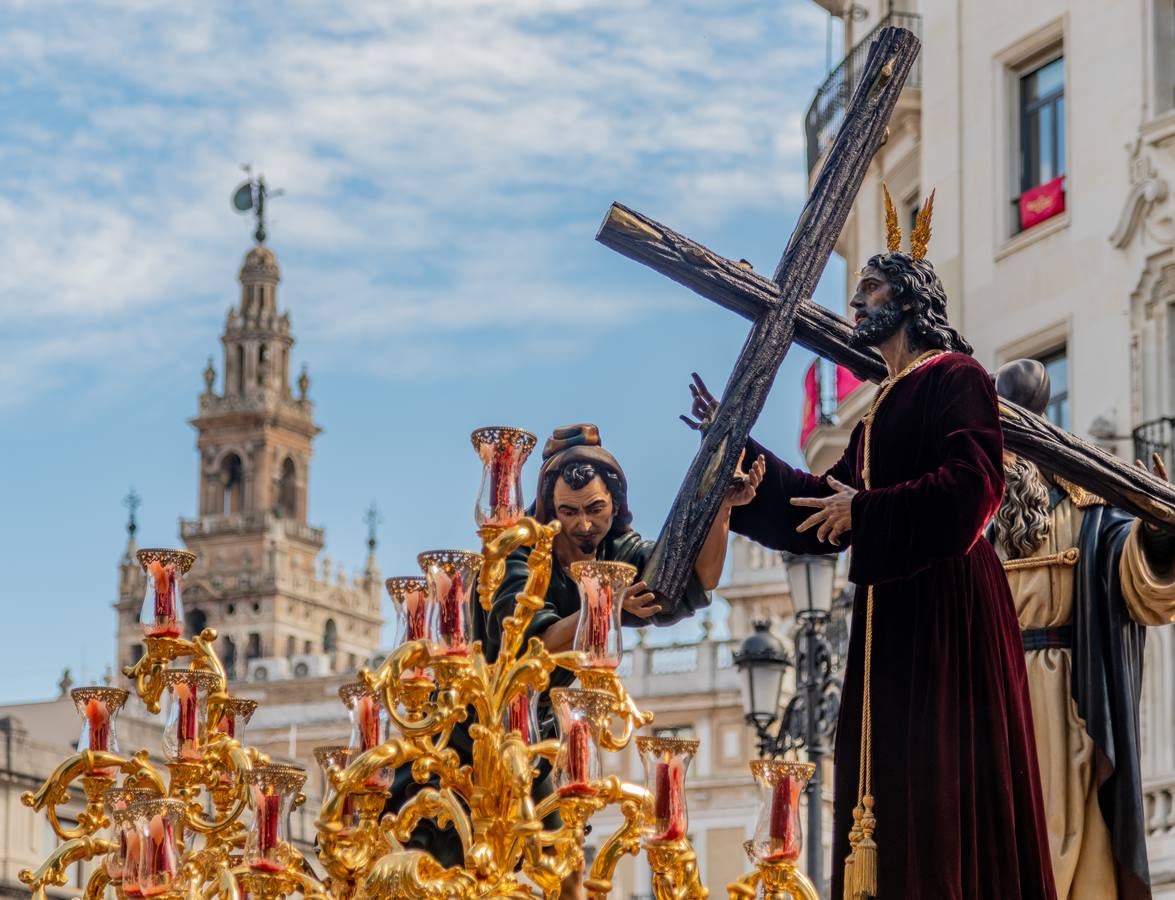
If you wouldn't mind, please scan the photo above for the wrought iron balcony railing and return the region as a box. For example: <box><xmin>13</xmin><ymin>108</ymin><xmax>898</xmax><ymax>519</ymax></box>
<box><xmin>804</xmin><ymin>11</ymin><xmax>923</xmax><ymax>174</ymax></box>
<box><xmin>1133</xmin><ymin>415</ymin><xmax>1174</xmax><ymax>475</ymax></box>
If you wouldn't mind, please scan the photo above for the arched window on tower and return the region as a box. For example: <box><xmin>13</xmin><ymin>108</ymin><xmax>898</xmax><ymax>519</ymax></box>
<box><xmin>221</xmin><ymin>454</ymin><xmax>243</xmax><ymax>514</ymax></box>
<box><xmin>323</xmin><ymin>619</ymin><xmax>338</xmax><ymax>654</ymax></box>
<box><xmin>276</xmin><ymin>457</ymin><xmax>297</xmax><ymax>518</ymax></box>
<box><xmin>235</xmin><ymin>345</ymin><xmax>245</xmax><ymax>395</ymax></box>
<box><xmin>257</xmin><ymin>344</ymin><xmax>268</xmax><ymax>386</ymax></box>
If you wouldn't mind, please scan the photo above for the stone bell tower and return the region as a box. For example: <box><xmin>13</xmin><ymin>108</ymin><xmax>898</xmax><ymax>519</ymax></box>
<box><xmin>115</xmin><ymin>235</ymin><xmax>383</xmax><ymax>683</ymax></box>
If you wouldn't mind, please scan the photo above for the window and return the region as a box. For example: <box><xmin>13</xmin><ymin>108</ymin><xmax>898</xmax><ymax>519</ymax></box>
<box><xmin>1014</xmin><ymin>55</ymin><xmax>1065</xmax><ymax>233</ymax></box>
<box><xmin>1154</xmin><ymin>0</ymin><xmax>1175</xmax><ymax>115</ymax></box>
<box><xmin>1036</xmin><ymin>348</ymin><xmax>1070</xmax><ymax>429</ymax></box>
<box><xmin>187</xmin><ymin>608</ymin><xmax>207</xmax><ymax>639</ymax></box>
<box><xmin>323</xmin><ymin>619</ymin><xmax>338</xmax><ymax>654</ymax></box>
<box><xmin>220</xmin><ymin>453</ymin><xmax>243</xmax><ymax>514</ymax></box>
<box><xmin>246</xmin><ymin>632</ymin><xmax>262</xmax><ymax>661</ymax></box>
<box><xmin>276</xmin><ymin>457</ymin><xmax>297</xmax><ymax>518</ymax></box>
<box><xmin>286</xmin><ymin>635</ymin><xmax>296</xmax><ymax>658</ymax></box>
<box><xmin>652</xmin><ymin>725</ymin><xmax>695</xmax><ymax>740</ymax></box>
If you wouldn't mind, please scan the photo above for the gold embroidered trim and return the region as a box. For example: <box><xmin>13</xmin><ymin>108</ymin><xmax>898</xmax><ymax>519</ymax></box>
<box><xmin>1054</xmin><ymin>475</ymin><xmax>1105</xmax><ymax>509</ymax></box>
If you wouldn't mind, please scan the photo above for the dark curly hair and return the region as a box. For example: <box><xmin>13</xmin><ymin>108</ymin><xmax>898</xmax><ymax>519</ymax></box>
<box><xmin>864</xmin><ymin>252</ymin><xmax>973</xmax><ymax>355</ymax></box>
<box><xmin>539</xmin><ymin>461</ymin><xmax>632</xmax><ymax>538</ymax></box>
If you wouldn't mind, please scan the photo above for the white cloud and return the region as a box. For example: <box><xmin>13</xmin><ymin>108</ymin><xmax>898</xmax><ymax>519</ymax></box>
<box><xmin>0</xmin><ymin>0</ymin><xmax>830</xmax><ymax>409</ymax></box>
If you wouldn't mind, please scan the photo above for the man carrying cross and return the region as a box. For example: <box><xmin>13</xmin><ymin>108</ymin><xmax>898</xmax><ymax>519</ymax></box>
<box><xmin>685</xmin><ymin>194</ymin><xmax>1056</xmax><ymax>899</ymax></box>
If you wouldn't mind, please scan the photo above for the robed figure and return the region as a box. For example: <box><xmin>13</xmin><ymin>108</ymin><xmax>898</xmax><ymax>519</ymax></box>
<box><xmin>992</xmin><ymin>359</ymin><xmax>1175</xmax><ymax>900</ymax></box>
<box><xmin>687</xmin><ymin>202</ymin><xmax>1056</xmax><ymax>899</ymax></box>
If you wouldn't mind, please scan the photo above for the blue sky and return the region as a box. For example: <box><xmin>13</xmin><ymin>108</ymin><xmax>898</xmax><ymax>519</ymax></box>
<box><xmin>0</xmin><ymin>0</ymin><xmax>846</xmax><ymax>701</ymax></box>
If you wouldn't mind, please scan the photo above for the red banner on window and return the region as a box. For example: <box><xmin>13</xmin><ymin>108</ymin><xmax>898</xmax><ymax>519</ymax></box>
<box><xmin>1019</xmin><ymin>175</ymin><xmax>1065</xmax><ymax>231</ymax></box>
<box><xmin>800</xmin><ymin>360</ymin><xmax>820</xmax><ymax>449</ymax></box>
<box><xmin>835</xmin><ymin>366</ymin><xmax>864</xmax><ymax>402</ymax></box>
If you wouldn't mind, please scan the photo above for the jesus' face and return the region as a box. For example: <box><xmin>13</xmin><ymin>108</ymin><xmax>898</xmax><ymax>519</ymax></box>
<box><xmin>849</xmin><ymin>265</ymin><xmax>907</xmax><ymax>348</ymax></box>
<box><xmin>552</xmin><ymin>476</ymin><xmax>615</xmax><ymax>558</ymax></box>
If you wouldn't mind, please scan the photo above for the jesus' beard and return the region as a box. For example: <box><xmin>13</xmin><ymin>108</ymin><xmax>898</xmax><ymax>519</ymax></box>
<box><xmin>848</xmin><ymin>297</ymin><xmax>907</xmax><ymax>348</ymax></box>
<box><xmin>993</xmin><ymin>456</ymin><xmax>1052</xmax><ymax>559</ymax></box>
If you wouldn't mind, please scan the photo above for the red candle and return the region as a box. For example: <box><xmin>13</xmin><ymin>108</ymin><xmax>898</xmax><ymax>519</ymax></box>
<box><xmin>85</xmin><ymin>698</ymin><xmax>110</xmax><ymax>751</ymax></box>
<box><xmin>439</xmin><ymin>570</ymin><xmax>466</xmax><ymax>652</ymax></box>
<box><xmin>490</xmin><ymin>441</ymin><xmax>517</xmax><ymax>521</ymax></box>
<box><xmin>559</xmin><ymin>720</ymin><xmax>595</xmax><ymax>797</ymax></box>
<box><xmin>123</xmin><ymin>829</ymin><xmax>142</xmax><ymax>896</ymax></box>
<box><xmin>174</xmin><ymin>683</ymin><xmax>200</xmax><ymax>759</ymax></box>
<box><xmin>251</xmin><ymin>790</ymin><xmax>283</xmax><ymax>872</ymax></box>
<box><xmin>507</xmin><ymin>693</ymin><xmax>530</xmax><ymax>743</ymax></box>
<box><xmin>217</xmin><ymin>711</ymin><xmax>236</xmax><ymax>739</ymax></box>
<box><xmin>653</xmin><ymin>758</ymin><xmax>686</xmax><ymax>841</ymax></box>
<box><xmin>146</xmin><ymin>562</ymin><xmax>180</xmax><ymax>638</ymax></box>
<box><xmin>404</xmin><ymin>590</ymin><xmax>427</xmax><ymax>642</ymax></box>
<box><xmin>357</xmin><ymin>695</ymin><xmax>381</xmax><ymax>751</ymax></box>
<box><xmin>766</xmin><ymin>776</ymin><xmax>800</xmax><ymax>861</ymax></box>
<box><xmin>144</xmin><ymin>813</ymin><xmax>178</xmax><ymax>893</ymax></box>
<box><xmin>586</xmin><ymin>580</ymin><xmax>613</xmax><ymax>663</ymax></box>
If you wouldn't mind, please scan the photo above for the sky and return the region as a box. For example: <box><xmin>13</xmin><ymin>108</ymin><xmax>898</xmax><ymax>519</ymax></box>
<box><xmin>0</xmin><ymin>0</ymin><xmax>847</xmax><ymax>702</ymax></box>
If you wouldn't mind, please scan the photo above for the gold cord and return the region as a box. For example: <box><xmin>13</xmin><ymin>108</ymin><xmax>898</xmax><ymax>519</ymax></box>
<box><xmin>845</xmin><ymin>349</ymin><xmax>944</xmax><ymax>899</ymax></box>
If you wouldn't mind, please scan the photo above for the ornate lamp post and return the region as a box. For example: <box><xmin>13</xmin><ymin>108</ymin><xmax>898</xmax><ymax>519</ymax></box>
<box><xmin>734</xmin><ymin>553</ymin><xmax>844</xmax><ymax>895</ymax></box>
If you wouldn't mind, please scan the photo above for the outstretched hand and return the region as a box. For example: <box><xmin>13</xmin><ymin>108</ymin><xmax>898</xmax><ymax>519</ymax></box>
<box><xmin>680</xmin><ymin>372</ymin><xmax>718</xmax><ymax>433</ymax></box>
<box><xmin>791</xmin><ymin>475</ymin><xmax>856</xmax><ymax>547</ymax></box>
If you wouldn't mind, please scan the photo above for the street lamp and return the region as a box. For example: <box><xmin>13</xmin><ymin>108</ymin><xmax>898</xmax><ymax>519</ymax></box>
<box><xmin>734</xmin><ymin>552</ymin><xmax>844</xmax><ymax>896</ymax></box>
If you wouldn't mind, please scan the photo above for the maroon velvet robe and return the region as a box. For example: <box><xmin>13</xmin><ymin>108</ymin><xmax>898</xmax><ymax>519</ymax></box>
<box><xmin>732</xmin><ymin>352</ymin><xmax>1056</xmax><ymax>900</ymax></box>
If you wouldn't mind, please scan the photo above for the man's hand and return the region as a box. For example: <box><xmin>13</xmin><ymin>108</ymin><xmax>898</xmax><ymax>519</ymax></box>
<box><xmin>791</xmin><ymin>475</ymin><xmax>856</xmax><ymax>546</ymax></box>
<box><xmin>1137</xmin><ymin>451</ymin><xmax>1171</xmax><ymax>534</ymax></box>
<box><xmin>726</xmin><ymin>452</ymin><xmax>766</xmax><ymax>507</ymax></box>
<box><xmin>680</xmin><ymin>372</ymin><xmax>718</xmax><ymax>433</ymax></box>
<box><xmin>621</xmin><ymin>580</ymin><xmax>662</xmax><ymax>619</ymax></box>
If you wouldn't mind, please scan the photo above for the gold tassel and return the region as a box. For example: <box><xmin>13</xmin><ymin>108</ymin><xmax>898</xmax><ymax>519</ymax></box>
<box><xmin>850</xmin><ymin>795</ymin><xmax>878</xmax><ymax>899</ymax></box>
<box><xmin>842</xmin><ymin>803</ymin><xmax>863</xmax><ymax>899</ymax></box>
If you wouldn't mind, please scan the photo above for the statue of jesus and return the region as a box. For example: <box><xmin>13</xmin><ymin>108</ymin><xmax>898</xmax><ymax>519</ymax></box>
<box><xmin>684</xmin><ymin>194</ymin><xmax>1057</xmax><ymax>899</ymax></box>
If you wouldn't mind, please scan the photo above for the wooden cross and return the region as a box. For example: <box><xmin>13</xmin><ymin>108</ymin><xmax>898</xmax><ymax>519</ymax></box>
<box><xmin>596</xmin><ymin>26</ymin><xmax>1175</xmax><ymax>605</ymax></box>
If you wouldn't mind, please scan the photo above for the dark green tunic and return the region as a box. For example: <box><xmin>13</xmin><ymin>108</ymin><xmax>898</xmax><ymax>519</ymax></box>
<box><xmin>475</xmin><ymin>529</ymin><xmax>711</xmax><ymax>689</ymax></box>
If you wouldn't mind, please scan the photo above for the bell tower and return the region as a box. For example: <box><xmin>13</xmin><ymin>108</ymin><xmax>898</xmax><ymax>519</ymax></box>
<box><xmin>115</xmin><ymin>223</ymin><xmax>383</xmax><ymax>684</ymax></box>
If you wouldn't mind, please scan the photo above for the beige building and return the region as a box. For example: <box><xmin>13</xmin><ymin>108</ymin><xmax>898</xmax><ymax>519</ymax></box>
<box><xmin>803</xmin><ymin>0</ymin><xmax>1175</xmax><ymax>894</ymax></box>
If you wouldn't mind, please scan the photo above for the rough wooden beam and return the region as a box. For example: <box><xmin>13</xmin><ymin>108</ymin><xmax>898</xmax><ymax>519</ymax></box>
<box><xmin>597</xmin><ymin>204</ymin><xmax>1175</xmax><ymax>529</ymax></box>
<box><xmin>617</xmin><ymin>26</ymin><xmax>922</xmax><ymax>609</ymax></box>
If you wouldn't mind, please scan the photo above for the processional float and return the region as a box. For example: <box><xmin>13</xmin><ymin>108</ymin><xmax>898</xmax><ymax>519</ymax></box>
<box><xmin>18</xmin><ymin>426</ymin><xmax>819</xmax><ymax>900</ymax></box>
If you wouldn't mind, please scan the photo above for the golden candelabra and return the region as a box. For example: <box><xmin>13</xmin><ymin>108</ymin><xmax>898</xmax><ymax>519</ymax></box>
<box><xmin>19</xmin><ymin>426</ymin><xmax>820</xmax><ymax>900</ymax></box>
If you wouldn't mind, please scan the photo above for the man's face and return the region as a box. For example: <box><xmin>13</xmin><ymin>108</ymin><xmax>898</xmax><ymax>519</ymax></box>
<box><xmin>848</xmin><ymin>265</ymin><xmax>906</xmax><ymax>347</ymax></box>
<box><xmin>552</xmin><ymin>476</ymin><xmax>615</xmax><ymax>555</ymax></box>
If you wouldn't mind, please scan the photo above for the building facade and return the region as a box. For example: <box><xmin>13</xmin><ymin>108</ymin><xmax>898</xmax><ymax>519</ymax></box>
<box><xmin>803</xmin><ymin>0</ymin><xmax>1175</xmax><ymax>893</ymax></box>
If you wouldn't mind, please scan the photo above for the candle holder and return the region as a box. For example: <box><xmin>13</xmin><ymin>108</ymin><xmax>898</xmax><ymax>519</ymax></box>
<box><xmin>385</xmin><ymin>576</ymin><xmax>433</xmax><ymax>685</ymax></box>
<box><xmin>472</xmin><ymin>426</ymin><xmax>537</xmax><ymax>527</ymax></box>
<box><xmin>749</xmin><ymin>760</ymin><xmax>815</xmax><ymax>865</ymax></box>
<box><xmin>313</xmin><ymin>745</ymin><xmax>358</xmax><ymax>835</ymax></box>
<box><xmin>339</xmin><ymin>682</ymin><xmax>390</xmax><ymax>790</ymax></box>
<box><xmin>244</xmin><ymin>764</ymin><xmax>307</xmax><ymax>874</ymax></box>
<box><xmin>136</xmin><ymin>549</ymin><xmax>195</xmax><ymax>639</ymax></box>
<box><xmin>163</xmin><ymin>670</ymin><xmax>220</xmax><ymax>762</ymax></box>
<box><xmin>636</xmin><ymin>736</ymin><xmax>698</xmax><ymax>845</ymax></box>
<box><xmin>418</xmin><ymin>550</ymin><xmax>483</xmax><ymax>657</ymax></box>
<box><xmin>550</xmin><ymin>688</ymin><xmax>611</xmax><ymax>798</ymax></box>
<box><xmin>132</xmin><ymin>797</ymin><xmax>185</xmax><ymax>897</ymax></box>
<box><xmin>210</xmin><ymin>695</ymin><xmax>258</xmax><ymax>742</ymax></box>
<box><xmin>71</xmin><ymin>686</ymin><xmax>129</xmax><ymax>776</ymax></box>
<box><xmin>570</xmin><ymin>561</ymin><xmax>636</xmax><ymax>670</ymax></box>
<box><xmin>103</xmin><ymin>787</ymin><xmax>159</xmax><ymax>885</ymax></box>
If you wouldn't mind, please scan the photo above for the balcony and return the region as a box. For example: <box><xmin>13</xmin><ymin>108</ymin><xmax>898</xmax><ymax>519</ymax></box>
<box><xmin>804</xmin><ymin>11</ymin><xmax>922</xmax><ymax>174</ymax></box>
<box><xmin>1133</xmin><ymin>416</ymin><xmax>1174</xmax><ymax>474</ymax></box>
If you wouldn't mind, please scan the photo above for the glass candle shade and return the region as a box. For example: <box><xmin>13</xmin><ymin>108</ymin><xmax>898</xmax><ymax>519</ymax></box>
<box><xmin>210</xmin><ymin>696</ymin><xmax>258</xmax><ymax>786</ymax></box>
<box><xmin>418</xmin><ymin>550</ymin><xmax>483</xmax><ymax>656</ymax></box>
<box><xmin>244</xmin><ymin>764</ymin><xmax>307</xmax><ymax>873</ymax></box>
<box><xmin>504</xmin><ymin>688</ymin><xmax>539</xmax><ymax>745</ymax></box>
<box><xmin>133</xmin><ymin>798</ymin><xmax>185</xmax><ymax>897</ymax></box>
<box><xmin>339</xmin><ymin>682</ymin><xmax>389</xmax><ymax>789</ymax></box>
<box><xmin>313</xmin><ymin>745</ymin><xmax>358</xmax><ymax>834</ymax></box>
<box><xmin>71</xmin><ymin>686</ymin><xmax>128</xmax><ymax>775</ymax></box>
<box><xmin>570</xmin><ymin>560</ymin><xmax>636</xmax><ymax>670</ymax></box>
<box><xmin>103</xmin><ymin>788</ymin><xmax>159</xmax><ymax>884</ymax></box>
<box><xmin>749</xmin><ymin>760</ymin><xmax>815</xmax><ymax>865</ymax></box>
<box><xmin>136</xmin><ymin>549</ymin><xmax>195</xmax><ymax>639</ymax></box>
<box><xmin>385</xmin><ymin>576</ymin><xmax>432</xmax><ymax>683</ymax></box>
<box><xmin>636</xmin><ymin>736</ymin><xmax>699</xmax><ymax>844</ymax></box>
<box><xmin>162</xmin><ymin>670</ymin><xmax>220</xmax><ymax>762</ymax></box>
<box><xmin>471</xmin><ymin>426</ymin><xmax>537</xmax><ymax>527</ymax></box>
<box><xmin>550</xmin><ymin>688</ymin><xmax>611</xmax><ymax>798</ymax></box>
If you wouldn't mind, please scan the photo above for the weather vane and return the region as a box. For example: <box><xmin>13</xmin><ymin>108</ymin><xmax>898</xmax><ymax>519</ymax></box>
<box><xmin>363</xmin><ymin>502</ymin><xmax>381</xmax><ymax>553</ymax></box>
<box><xmin>231</xmin><ymin>164</ymin><xmax>284</xmax><ymax>244</ymax></box>
<box><xmin>123</xmin><ymin>487</ymin><xmax>141</xmax><ymax>539</ymax></box>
